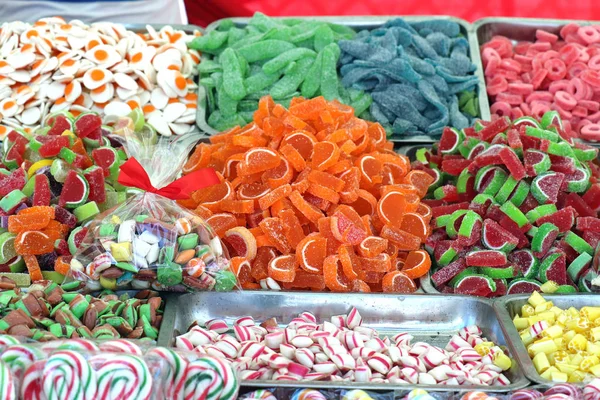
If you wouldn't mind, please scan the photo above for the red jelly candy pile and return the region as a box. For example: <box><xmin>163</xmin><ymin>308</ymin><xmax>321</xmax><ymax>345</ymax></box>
<box><xmin>415</xmin><ymin>111</ymin><xmax>600</xmax><ymax>297</ymax></box>
<box><xmin>482</xmin><ymin>24</ymin><xmax>600</xmax><ymax>141</ymax></box>
<box><xmin>182</xmin><ymin>96</ymin><xmax>435</xmax><ymax>293</ymax></box>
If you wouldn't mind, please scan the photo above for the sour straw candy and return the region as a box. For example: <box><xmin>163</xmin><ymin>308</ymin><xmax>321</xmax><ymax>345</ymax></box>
<box><xmin>482</xmin><ymin>24</ymin><xmax>600</xmax><ymax>141</ymax></box>
<box><xmin>338</xmin><ymin>18</ymin><xmax>479</xmax><ymax>137</ymax></box>
<box><xmin>0</xmin><ymin>17</ymin><xmax>201</xmax><ymax>137</ymax></box>
<box><xmin>416</xmin><ymin>111</ymin><xmax>600</xmax><ymax>296</ymax></box>
<box><xmin>0</xmin><ymin>283</ymin><xmax>164</xmax><ymax>340</ymax></box>
<box><xmin>183</xmin><ymin>95</ymin><xmax>434</xmax><ymax>293</ymax></box>
<box><xmin>189</xmin><ymin>12</ymin><xmax>368</xmax><ymax>132</ymax></box>
<box><xmin>174</xmin><ymin>306</ymin><xmax>512</xmax><ymax>386</ymax></box>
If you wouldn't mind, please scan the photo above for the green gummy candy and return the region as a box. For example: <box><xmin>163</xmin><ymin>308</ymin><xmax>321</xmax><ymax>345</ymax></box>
<box><xmin>500</xmin><ymin>202</ymin><xmax>528</xmax><ymax>228</ymax></box>
<box><xmin>99</xmin><ymin>223</ymin><xmax>116</xmax><ymax>237</ymax></box>
<box><xmin>300</xmin><ymin>51</ymin><xmax>323</xmax><ymax>98</ymax></box>
<box><xmin>494</xmin><ymin>176</ymin><xmax>518</xmax><ymax>204</ymax></box>
<box><xmin>564</xmin><ymin>231</ymin><xmax>594</xmax><ymax>255</ymax></box>
<box><xmin>159</xmin><ymin>247</ymin><xmax>175</xmax><ymax>264</ymax></box>
<box><xmin>0</xmin><ymin>190</ymin><xmax>26</xmax><ymax>212</ymax></box>
<box><xmin>540</xmin><ymin>110</ymin><xmax>563</xmax><ymax>129</ymax></box>
<box><xmin>178</xmin><ymin>233</ymin><xmax>199</xmax><ymax>250</ymax></box>
<box><xmin>525</xmin><ymin>204</ymin><xmax>557</xmax><ymax>224</ymax></box>
<box><xmin>73</xmin><ymin>201</ymin><xmax>99</xmax><ymax>222</ymax></box>
<box><xmin>271</xmin><ymin>57</ymin><xmax>313</xmax><ymax>99</ymax></box>
<box><xmin>188</xmin><ymin>30</ymin><xmax>229</xmax><ymax>53</ymax></box>
<box><xmin>220</xmin><ymin>48</ymin><xmax>246</xmax><ymax>101</ymax></box>
<box><xmin>320</xmin><ymin>43</ymin><xmax>340</xmax><ymax>101</ymax></box>
<box><xmin>525</xmin><ymin>126</ymin><xmax>559</xmax><ymax>142</ymax></box>
<box><xmin>262</xmin><ymin>48</ymin><xmax>317</xmax><ymax>75</ymax></box>
<box><xmin>314</xmin><ymin>25</ymin><xmax>334</xmax><ymax>51</ymax></box>
<box><xmin>245</xmin><ymin>71</ymin><xmax>280</xmax><ymax>94</ymax></box>
<box><xmin>50</xmin><ymin>159</ymin><xmax>70</xmax><ymax>183</ymax></box>
<box><xmin>237</xmin><ymin>40</ymin><xmax>296</xmax><ymax>63</ymax></box>
<box><xmin>59</xmin><ymin>147</ymin><xmax>77</xmax><ymax>164</ymax></box>
<box><xmin>508</xmin><ymin>181</ymin><xmax>530</xmax><ymax>207</ymax></box>
<box><xmin>22</xmin><ymin>177</ymin><xmax>36</xmax><ymax>197</ymax></box>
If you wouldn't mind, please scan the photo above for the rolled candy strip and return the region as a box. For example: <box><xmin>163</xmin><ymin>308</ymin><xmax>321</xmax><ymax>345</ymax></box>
<box><xmin>509</xmin><ymin>389</ymin><xmax>544</xmax><ymax>400</ymax></box>
<box><xmin>584</xmin><ymin>378</ymin><xmax>600</xmax><ymax>400</ymax></box>
<box><xmin>206</xmin><ymin>319</ymin><xmax>229</xmax><ymax>334</ymax></box>
<box><xmin>544</xmin><ymin>383</ymin><xmax>582</xmax><ymax>397</ymax></box>
<box><xmin>184</xmin><ymin>357</ymin><xmax>239</xmax><ymax>400</ymax></box>
<box><xmin>146</xmin><ymin>347</ymin><xmax>188</xmax><ymax>400</ymax></box>
<box><xmin>94</xmin><ymin>354</ymin><xmax>152</xmax><ymax>400</ymax></box>
<box><xmin>43</xmin><ymin>350</ymin><xmax>97</xmax><ymax>400</ymax></box>
<box><xmin>0</xmin><ymin>360</ymin><xmax>16</xmax><ymax>400</ymax></box>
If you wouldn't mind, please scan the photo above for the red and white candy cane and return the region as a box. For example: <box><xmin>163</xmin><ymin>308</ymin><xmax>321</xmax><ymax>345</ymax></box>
<box><xmin>0</xmin><ymin>360</ymin><xmax>16</xmax><ymax>400</ymax></box>
<box><xmin>184</xmin><ymin>357</ymin><xmax>239</xmax><ymax>400</ymax></box>
<box><xmin>95</xmin><ymin>354</ymin><xmax>152</xmax><ymax>400</ymax></box>
<box><xmin>147</xmin><ymin>347</ymin><xmax>188</xmax><ymax>400</ymax></box>
<box><xmin>98</xmin><ymin>339</ymin><xmax>143</xmax><ymax>356</ymax></box>
<box><xmin>43</xmin><ymin>350</ymin><xmax>97</xmax><ymax>400</ymax></box>
<box><xmin>20</xmin><ymin>360</ymin><xmax>45</xmax><ymax>400</ymax></box>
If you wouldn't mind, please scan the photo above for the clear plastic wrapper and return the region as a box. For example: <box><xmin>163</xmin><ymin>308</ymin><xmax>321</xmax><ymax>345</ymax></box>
<box><xmin>66</xmin><ymin>129</ymin><xmax>235</xmax><ymax>292</ymax></box>
<box><xmin>0</xmin><ymin>335</ymin><xmax>240</xmax><ymax>400</ymax></box>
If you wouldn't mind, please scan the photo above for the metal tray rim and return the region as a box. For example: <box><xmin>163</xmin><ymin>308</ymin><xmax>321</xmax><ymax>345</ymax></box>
<box><xmin>197</xmin><ymin>15</ymin><xmax>486</xmax><ymax>142</ymax></box>
<box><xmin>160</xmin><ymin>291</ymin><xmax>530</xmax><ymax>392</ymax></box>
<box><xmin>493</xmin><ymin>293</ymin><xmax>600</xmax><ymax>387</ymax></box>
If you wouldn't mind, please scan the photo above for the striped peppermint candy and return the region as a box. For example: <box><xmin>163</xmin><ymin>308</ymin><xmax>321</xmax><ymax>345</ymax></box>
<box><xmin>94</xmin><ymin>354</ymin><xmax>152</xmax><ymax>400</ymax></box>
<box><xmin>98</xmin><ymin>339</ymin><xmax>143</xmax><ymax>356</ymax></box>
<box><xmin>20</xmin><ymin>360</ymin><xmax>45</xmax><ymax>400</ymax></box>
<box><xmin>146</xmin><ymin>347</ymin><xmax>188</xmax><ymax>400</ymax></box>
<box><xmin>184</xmin><ymin>357</ymin><xmax>239</xmax><ymax>400</ymax></box>
<box><xmin>43</xmin><ymin>351</ymin><xmax>97</xmax><ymax>400</ymax></box>
<box><xmin>0</xmin><ymin>360</ymin><xmax>16</xmax><ymax>400</ymax></box>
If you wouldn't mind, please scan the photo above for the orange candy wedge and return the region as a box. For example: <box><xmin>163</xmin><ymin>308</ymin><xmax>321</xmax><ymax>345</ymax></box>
<box><xmin>183</xmin><ymin>96</ymin><xmax>434</xmax><ymax>292</ymax></box>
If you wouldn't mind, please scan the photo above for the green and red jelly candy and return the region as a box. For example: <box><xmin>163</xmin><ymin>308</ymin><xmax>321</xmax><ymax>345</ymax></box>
<box><xmin>46</xmin><ymin>114</ymin><xmax>73</xmax><ymax>136</ymax></box>
<box><xmin>58</xmin><ymin>171</ymin><xmax>89</xmax><ymax>208</ymax></box>
<box><xmin>416</xmin><ymin>111</ymin><xmax>600</xmax><ymax>296</ymax></box>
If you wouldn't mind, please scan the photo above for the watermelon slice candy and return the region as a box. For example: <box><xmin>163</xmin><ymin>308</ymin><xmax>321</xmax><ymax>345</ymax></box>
<box><xmin>531</xmin><ymin>171</ymin><xmax>565</xmax><ymax>204</ymax></box>
<box><xmin>0</xmin><ymin>169</ymin><xmax>26</xmax><ymax>197</ymax></box>
<box><xmin>58</xmin><ymin>170</ymin><xmax>89</xmax><ymax>208</ymax></box>
<box><xmin>549</xmin><ymin>154</ymin><xmax>577</xmax><ymax>174</ymax></box>
<box><xmin>507</xmin><ymin>278</ymin><xmax>543</xmax><ymax>294</ymax></box>
<box><xmin>38</xmin><ymin>135</ymin><xmax>71</xmax><ymax>158</ymax></box>
<box><xmin>46</xmin><ymin>114</ymin><xmax>73</xmax><ymax>136</ymax></box>
<box><xmin>478</xmin><ymin>116</ymin><xmax>511</xmax><ymax>142</ymax></box>
<box><xmin>482</xmin><ymin>219</ymin><xmax>519</xmax><ymax>252</ymax></box>
<box><xmin>466</xmin><ymin>249</ymin><xmax>507</xmax><ymax>267</ymax></box>
<box><xmin>74</xmin><ymin>113</ymin><xmax>102</xmax><ymax>138</ymax></box>
<box><xmin>83</xmin><ymin>166</ymin><xmax>106</xmax><ymax>203</ymax></box>
<box><xmin>32</xmin><ymin>174</ymin><xmax>51</xmax><ymax>207</ymax></box>
<box><xmin>489</xmin><ymin>278</ymin><xmax>508</xmax><ymax>297</ymax></box>
<box><xmin>582</xmin><ymin>184</ymin><xmax>600</xmax><ymax>211</ymax></box>
<box><xmin>431</xmin><ymin>257</ymin><xmax>468</xmax><ymax>287</ymax></box>
<box><xmin>539</xmin><ymin>248</ymin><xmax>568</xmax><ymax>285</ymax></box>
<box><xmin>535</xmin><ymin>207</ymin><xmax>575</xmax><ymax>233</ymax></box>
<box><xmin>454</xmin><ymin>274</ymin><xmax>497</xmax><ymax>297</ymax></box>
<box><xmin>509</xmin><ymin>249</ymin><xmax>539</xmax><ymax>279</ymax></box>
<box><xmin>439</xmin><ymin>127</ymin><xmax>465</xmax><ymax>155</ymax></box>
<box><xmin>472</xmin><ymin>144</ymin><xmax>505</xmax><ymax>168</ymax></box>
<box><xmin>92</xmin><ymin>147</ymin><xmax>119</xmax><ymax>177</ymax></box>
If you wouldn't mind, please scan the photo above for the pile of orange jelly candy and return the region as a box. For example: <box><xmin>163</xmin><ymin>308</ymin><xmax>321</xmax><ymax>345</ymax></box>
<box><xmin>180</xmin><ymin>96</ymin><xmax>435</xmax><ymax>293</ymax></box>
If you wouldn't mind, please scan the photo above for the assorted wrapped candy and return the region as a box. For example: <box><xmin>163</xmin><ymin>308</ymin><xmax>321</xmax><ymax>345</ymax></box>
<box><xmin>0</xmin><ymin>280</ymin><xmax>164</xmax><ymax>340</ymax></box>
<box><xmin>66</xmin><ymin>129</ymin><xmax>235</xmax><ymax>292</ymax></box>
<box><xmin>0</xmin><ymin>112</ymin><xmax>129</xmax><ymax>284</ymax></box>
<box><xmin>0</xmin><ymin>17</ymin><xmax>201</xmax><ymax>138</ymax></box>
<box><xmin>338</xmin><ymin>18</ymin><xmax>479</xmax><ymax>137</ymax></box>
<box><xmin>174</xmin><ymin>306</ymin><xmax>512</xmax><ymax>386</ymax></box>
<box><xmin>0</xmin><ymin>336</ymin><xmax>239</xmax><ymax>400</ymax></box>
<box><xmin>483</xmin><ymin>23</ymin><xmax>600</xmax><ymax>141</ymax></box>
<box><xmin>182</xmin><ymin>96</ymin><xmax>434</xmax><ymax>293</ymax></box>
<box><xmin>416</xmin><ymin>111</ymin><xmax>600</xmax><ymax>296</ymax></box>
<box><xmin>190</xmin><ymin>12</ymin><xmax>370</xmax><ymax>132</ymax></box>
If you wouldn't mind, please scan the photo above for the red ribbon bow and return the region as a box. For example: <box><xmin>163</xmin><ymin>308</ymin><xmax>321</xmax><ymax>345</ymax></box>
<box><xmin>118</xmin><ymin>157</ymin><xmax>220</xmax><ymax>200</ymax></box>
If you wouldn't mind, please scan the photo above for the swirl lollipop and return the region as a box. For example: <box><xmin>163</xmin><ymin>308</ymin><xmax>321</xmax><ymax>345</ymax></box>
<box><xmin>184</xmin><ymin>357</ymin><xmax>239</xmax><ymax>400</ymax></box>
<box><xmin>242</xmin><ymin>389</ymin><xmax>277</xmax><ymax>400</ymax></box>
<box><xmin>95</xmin><ymin>354</ymin><xmax>152</xmax><ymax>400</ymax></box>
<box><xmin>98</xmin><ymin>340</ymin><xmax>143</xmax><ymax>356</ymax></box>
<box><xmin>0</xmin><ymin>336</ymin><xmax>20</xmax><ymax>352</ymax></box>
<box><xmin>43</xmin><ymin>350</ymin><xmax>97</xmax><ymax>400</ymax></box>
<box><xmin>21</xmin><ymin>360</ymin><xmax>45</xmax><ymax>400</ymax></box>
<box><xmin>42</xmin><ymin>339</ymin><xmax>100</xmax><ymax>353</ymax></box>
<box><xmin>292</xmin><ymin>389</ymin><xmax>327</xmax><ymax>400</ymax></box>
<box><xmin>146</xmin><ymin>347</ymin><xmax>188</xmax><ymax>400</ymax></box>
<box><xmin>584</xmin><ymin>379</ymin><xmax>600</xmax><ymax>400</ymax></box>
<box><xmin>1</xmin><ymin>345</ymin><xmax>45</xmax><ymax>384</ymax></box>
<box><xmin>0</xmin><ymin>360</ymin><xmax>16</xmax><ymax>400</ymax></box>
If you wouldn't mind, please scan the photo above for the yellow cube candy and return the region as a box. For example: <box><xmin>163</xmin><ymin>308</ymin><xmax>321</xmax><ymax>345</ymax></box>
<box><xmin>568</xmin><ymin>334</ymin><xmax>588</xmax><ymax>352</ymax></box>
<box><xmin>590</xmin><ymin>364</ymin><xmax>600</xmax><ymax>377</ymax></box>
<box><xmin>553</xmin><ymin>337</ymin><xmax>564</xmax><ymax>350</ymax></box>
<box><xmin>538</xmin><ymin>311</ymin><xmax>556</xmax><ymax>324</ymax></box>
<box><xmin>581</xmin><ymin>307</ymin><xmax>600</xmax><ymax>321</ymax></box>
<box><xmin>544</xmin><ymin>325</ymin><xmax>563</xmax><ymax>339</ymax></box>
<box><xmin>521</xmin><ymin>331</ymin><xmax>534</xmax><ymax>346</ymax></box>
<box><xmin>535</xmin><ymin>302</ymin><xmax>551</xmax><ymax>313</ymax></box>
<box><xmin>110</xmin><ymin>242</ymin><xmax>133</xmax><ymax>262</ymax></box>
<box><xmin>568</xmin><ymin>307</ymin><xmax>580</xmax><ymax>317</ymax></box>
<box><xmin>528</xmin><ymin>291</ymin><xmax>546</xmax><ymax>307</ymax></box>
<box><xmin>522</xmin><ymin>304</ymin><xmax>535</xmax><ymax>317</ymax></box>
<box><xmin>580</xmin><ymin>355</ymin><xmax>599</xmax><ymax>372</ymax></box>
<box><xmin>540</xmin><ymin>366</ymin><xmax>559</xmax><ymax>380</ymax></box>
<box><xmin>570</xmin><ymin>353</ymin><xmax>584</xmax><ymax>366</ymax></box>
<box><xmin>587</xmin><ymin>342</ymin><xmax>600</xmax><ymax>356</ymax></box>
<box><xmin>556</xmin><ymin>362</ymin><xmax>578</xmax><ymax>375</ymax></box>
<box><xmin>528</xmin><ymin>339</ymin><xmax>558</xmax><ymax>356</ymax></box>
<box><xmin>563</xmin><ymin>330</ymin><xmax>577</xmax><ymax>344</ymax></box>
<box><xmin>513</xmin><ymin>316</ymin><xmax>529</xmax><ymax>331</ymax></box>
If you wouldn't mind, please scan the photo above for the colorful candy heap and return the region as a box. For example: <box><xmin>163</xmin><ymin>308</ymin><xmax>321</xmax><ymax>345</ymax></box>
<box><xmin>175</xmin><ymin>307</ymin><xmax>512</xmax><ymax>386</ymax></box>
<box><xmin>513</xmin><ymin>292</ymin><xmax>600</xmax><ymax>384</ymax></box>
<box><xmin>0</xmin><ymin>337</ymin><xmax>239</xmax><ymax>400</ymax></box>
<box><xmin>338</xmin><ymin>18</ymin><xmax>479</xmax><ymax>136</ymax></box>
<box><xmin>483</xmin><ymin>23</ymin><xmax>600</xmax><ymax>140</ymax></box>
<box><xmin>417</xmin><ymin>111</ymin><xmax>600</xmax><ymax>296</ymax></box>
<box><xmin>0</xmin><ymin>112</ymin><xmax>128</xmax><ymax>283</ymax></box>
<box><xmin>68</xmin><ymin>199</ymin><xmax>235</xmax><ymax>292</ymax></box>
<box><xmin>0</xmin><ymin>17</ymin><xmax>200</xmax><ymax>137</ymax></box>
<box><xmin>0</xmin><ymin>281</ymin><xmax>163</xmax><ymax>340</ymax></box>
<box><xmin>190</xmin><ymin>12</ymin><xmax>371</xmax><ymax>132</ymax></box>
<box><xmin>403</xmin><ymin>384</ymin><xmax>600</xmax><ymax>400</ymax></box>
<box><xmin>183</xmin><ymin>96</ymin><xmax>435</xmax><ymax>293</ymax></box>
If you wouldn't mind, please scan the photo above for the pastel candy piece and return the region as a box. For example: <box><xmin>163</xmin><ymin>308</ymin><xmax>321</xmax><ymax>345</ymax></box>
<box><xmin>175</xmin><ymin>218</ymin><xmax>192</xmax><ymax>235</ymax></box>
<box><xmin>210</xmin><ymin>236</ymin><xmax>223</xmax><ymax>256</ymax></box>
<box><xmin>132</xmin><ymin>254</ymin><xmax>149</xmax><ymax>269</ymax></box>
<box><xmin>159</xmin><ymin>246</ymin><xmax>175</xmax><ymax>263</ymax></box>
<box><xmin>117</xmin><ymin>219</ymin><xmax>136</xmax><ymax>243</ymax></box>
<box><xmin>139</xmin><ymin>230</ymin><xmax>160</xmax><ymax>244</ymax></box>
<box><xmin>88</xmin><ymin>253</ymin><xmax>112</xmax><ymax>278</ymax></box>
<box><xmin>185</xmin><ymin>258</ymin><xmax>205</xmax><ymax>278</ymax></box>
<box><xmin>98</xmin><ymin>223</ymin><xmax>117</xmax><ymax>237</ymax></box>
<box><xmin>110</xmin><ymin>242</ymin><xmax>133</xmax><ymax>262</ymax></box>
<box><xmin>100</xmin><ymin>275</ymin><xmax>117</xmax><ymax>290</ymax></box>
<box><xmin>157</xmin><ymin>262</ymin><xmax>183</xmax><ymax>286</ymax></box>
<box><xmin>133</xmin><ymin>238</ymin><xmax>151</xmax><ymax>257</ymax></box>
<box><xmin>174</xmin><ymin>249</ymin><xmax>195</xmax><ymax>265</ymax></box>
<box><xmin>146</xmin><ymin>243</ymin><xmax>159</xmax><ymax>264</ymax></box>
<box><xmin>116</xmin><ymin>262</ymin><xmax>139</xmax><ymax>273</ymax></box>
<box><xmin>178</xmin><ymin>233</ymin><xmax>198</xmax><ymax>250</ymax></box>
<box><xmin>132</xmin><ymin>279</ymin><xmax>150</xmax><ymax>290</ymax></box>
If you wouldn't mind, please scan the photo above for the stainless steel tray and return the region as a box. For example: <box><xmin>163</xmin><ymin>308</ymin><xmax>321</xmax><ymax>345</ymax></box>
<box><xmin>494</xmin><ymin>293</ymin><xmax>600</xmax><ymax>386</ymax></box>
<box><xmin>197</xmin><ymin>16</ymin><xmax>487</xmax><ymax>143</ymax></box>
<box><xmin>158</xmin><ymin>291</ymin><xmax>529</xmax><ymax>392</ymax></box>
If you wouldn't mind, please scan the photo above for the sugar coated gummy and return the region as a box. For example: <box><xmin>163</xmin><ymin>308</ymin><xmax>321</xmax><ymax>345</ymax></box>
<box><xmin>191</xmin><ymin>13</ymin><xmax>370</xmax><ymax>133</ymax></box>
<box><xmin>483</xmin><ymin>23</ymin><xmax>600</xmax><ymax>141</ymax></box>
<box><xmin>338</xmin><ymin>18</ymin><xmax>479</xmax><ymax>137</ymax></box>
<box><xmin>416</xmin><ymin>111</ymin><xmax>600</xmax><ymax>296</ymax></box>
<box><xmin>183</xmin><ymin>95</ymin><xmax>434</xmax><ymax>293</ymax></box>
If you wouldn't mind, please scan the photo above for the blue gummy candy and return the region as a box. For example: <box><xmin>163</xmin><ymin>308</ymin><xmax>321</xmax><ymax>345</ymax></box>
<box><xmin>410</xmin><ymin>20</ymin><xmax>461</xmax><ymax>37</ymax></box>
<box><xmin>426</xmin><ymin>32</ymin><xmax>451</xmax><ymax>57</ymax></box>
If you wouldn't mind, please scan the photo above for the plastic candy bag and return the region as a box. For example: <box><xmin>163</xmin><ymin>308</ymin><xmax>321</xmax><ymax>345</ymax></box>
<box><xmin>66</xmin><ymin>125</ymin><xmax>235</xmax><ymax>292</ymax></box>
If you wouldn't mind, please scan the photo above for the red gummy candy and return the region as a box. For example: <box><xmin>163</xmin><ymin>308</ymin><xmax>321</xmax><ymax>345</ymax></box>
<box><xmin>38</xmin><ymin>136</ymin><xmax>70</xmax><ymax>158</ymax></box>
<box><xmin>441</xmin><ymin>159</ymin><xmax>473</xmax><ymax>176</ymax></box>
<box><xmin>536</xmin><ymin>207</ymin><xmax>576</xmax><ymax>233</ymax></box>
<box><xmin>582</xmin><ymin>183</ymin><xmax>600</xmax><ymax>211</ymax></box>
<box><xmin>431</xmin><ymin>258</ymin><xmax>467</xmax><ymax>287</ymax></box>
<box><xmin>466</xmin><ymin>250</ymin><xmax>508</xmax><ymax>267</ymax></box>
<box><xmin>32</xmin><ymin>175</ymin><xmax>51</xmax><ymax>207</ymax></box>
<box><xmin>499</xmin><ymin>147</ymin><xmax>526</xmax><ymax>180</ymax></box>
<box><xmin>479</xmin><ymin>116</ymin><xmax>511</xmax><ymax>142</ymax></box>
<box><xmin>431</xmin><ymin>202</ymin><xmax>470</xmax><ymax>218</ymax></box>
<box><xmin>84</xmin><ymin>166</ymin><xmax>106</xmax><ymax>203</ymax></box>
<box><xmin>74</xmin><ymin>113</ymin><xmax>102</xmax><ymax>138</ymax></box>
<box><xmin>47</xmin><ymin>114</ymin><xmax>72</xmax><ymax>136</ymax></box>
<box><xmin>577</xmin><ymin>216</ymin><xmax>600</xmax><ymax>232</ymax></box>
<box><xmin>0</xmin><ymin>169</ymin><xmax>26</xmax><ymax>197</ymax></box>
<box><xmin>564</xmin><ymin>192</ymin><xmax>596</xmax><ymax>217</ymax></box>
